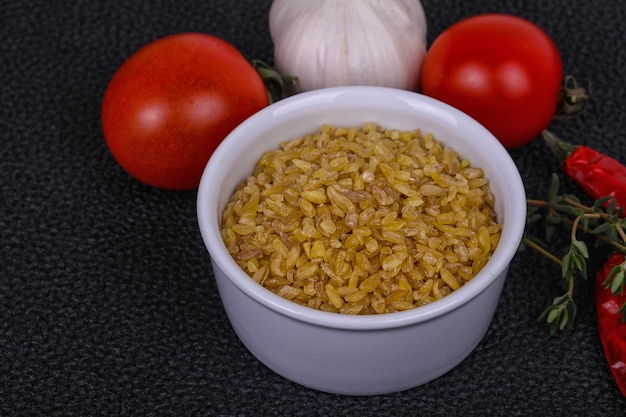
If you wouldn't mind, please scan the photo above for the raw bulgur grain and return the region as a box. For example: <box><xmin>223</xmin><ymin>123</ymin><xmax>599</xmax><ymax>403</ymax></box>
<box><xmin>220</xmin><ymin>123</ymin><xmax>502</xmax><ymax>314</ymax></box>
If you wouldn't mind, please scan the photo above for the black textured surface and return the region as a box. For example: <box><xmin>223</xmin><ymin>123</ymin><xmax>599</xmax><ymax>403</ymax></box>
<box><xmin>2</xmin><ymin>0</ymin><xmax>626</xmax><ymax>415</ymax></box>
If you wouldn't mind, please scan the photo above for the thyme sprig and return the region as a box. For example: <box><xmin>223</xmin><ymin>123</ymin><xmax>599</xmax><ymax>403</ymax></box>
<box><xmin>524</xmin><ymin>173</ymin><xmax>626</xmax><ymax>334</ymax></box>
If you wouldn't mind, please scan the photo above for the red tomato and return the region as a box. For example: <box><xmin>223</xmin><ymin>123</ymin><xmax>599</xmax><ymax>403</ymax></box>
<box><xmin>101</xmin><ymin>33</ymin><xmax>269</xmax><ymax>190</ymax></box>
<box><xmin>421</xmin><ymin>14</ymin><xmax>563</xmax><ymax>148</ymax></box>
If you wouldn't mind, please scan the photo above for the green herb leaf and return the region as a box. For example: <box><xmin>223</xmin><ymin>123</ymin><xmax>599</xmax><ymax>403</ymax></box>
<box><xmin>593</xmin><ymin>196</ymin><xmax>614</xmax><ymax>210</ymax></box>
<box><xmin>547</xmin><ymin>307</ymin><xmax>560</xmax><ymax>324</ymax></box>
<box><xmin>571</xmin><ymin>240</ymin><xmax>589</xmax><ymax>259</ymax></box>
<box><xmin>526</xmin><ymin>207</ymin><xmax>542</xmax><ymax>225</ymax></box>
<box><xmin>607</xmin><ymin>198</ymin><xmax>617</xmax><ymax>216</ymax></box>
<box><xmin>561</xmin><ymin>251</ymin><xmax>572</xmax><ymax>278</ymax></box>
<box><xmin>602</xmin><ymin>265</ymin><xmax>621</xmax><ymax>288</ymax></box>
<box><xmin>559</xmin><ymin>308</ymin><xmax>569</xmax><ymax>331</ymax></box>
<box><xmin>556</xmin><ymin>205</ymin><xmax>580</xmax><ymax>217</ymax></box>
<box><xmin>547</xmin><ymin>173</ymin><xmax>560</xmax><ymax>203</ymax></box>
<box><xmin>564</xmin><ymin>194</ymin><xmax>581</xmax><ymax>204</ymax></box>
<box><xmin>526</xmin><ymin>178</ymin><xmax>626</xmax><ymax>334</ymax></box>
<box><xmin>611</xmin><ymin>270</ymin><xmax>624</xmax><ymax>295</ymax></box>
<box><xmin>565</xmin><ymin>300</ymin><xmax>578</xmax><ymax>331</ymax></box>
<box><xmin>592</xmin><ymin>223</ymin><xmax>611</xmax><ymax>235</ymax></box>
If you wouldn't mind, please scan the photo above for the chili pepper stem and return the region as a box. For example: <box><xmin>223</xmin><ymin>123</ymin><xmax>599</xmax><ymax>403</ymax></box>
<box><xmin>542</xmin><ymin>130</ymin><xmax>578</xmax><ymax>165</ymax></box>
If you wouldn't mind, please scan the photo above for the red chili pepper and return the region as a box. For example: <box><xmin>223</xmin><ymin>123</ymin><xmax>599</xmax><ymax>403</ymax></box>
<box><xmin>595</xmin><ymin>253</ymin><xmax>626</xmax><ymax>397</ymax></box>
<box><xmin>543</xmin><ymin>130</ymin><xmax>626</xmax><ymax>215</ymax></box>
<box><xmin>544</xmin><ymin>130</ymin><xmax>626</xmax><ymax>396</ymax></box>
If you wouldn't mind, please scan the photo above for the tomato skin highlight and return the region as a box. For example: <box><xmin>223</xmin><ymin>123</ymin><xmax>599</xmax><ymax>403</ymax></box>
<box><xmin>101</xmin><ymin>33</ymin><xmax>269</xmax><ymax>190</ymax></box>
<box><xmin>421</xmin><ymin>14</ymin><xmax>563</xmax><ymax>149</ymax></box>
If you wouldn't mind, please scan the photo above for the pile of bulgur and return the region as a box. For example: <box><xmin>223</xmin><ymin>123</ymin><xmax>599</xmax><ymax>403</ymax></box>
<box><xmin>220</xmin><ymin>123</ymin><xmax>502</xmax><ymax>314</ymax></box>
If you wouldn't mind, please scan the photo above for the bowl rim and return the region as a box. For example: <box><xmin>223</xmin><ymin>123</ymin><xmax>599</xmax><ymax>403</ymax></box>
<box><xmin>197</xmin><ymin>86</ymin><xmax>526</xmax><ymax>331</ymax></box>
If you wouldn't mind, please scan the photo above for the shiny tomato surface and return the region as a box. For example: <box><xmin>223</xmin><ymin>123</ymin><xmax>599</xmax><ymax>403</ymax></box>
<box><xmin>101</xmin><ymin>33</ymin><xmax>269</xmax><ymax>190</ymax></box>
<box><xmin>421</xmin><ymin>14</ymin><xmax>563</xmax><ymax>148</ymax></box>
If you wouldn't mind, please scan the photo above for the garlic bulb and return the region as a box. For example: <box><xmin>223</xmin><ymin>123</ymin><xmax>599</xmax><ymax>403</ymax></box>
<box><xmin>269</xmin><ymin>0</ymin><xmax>428</xmax><ymax>93</ymax></box>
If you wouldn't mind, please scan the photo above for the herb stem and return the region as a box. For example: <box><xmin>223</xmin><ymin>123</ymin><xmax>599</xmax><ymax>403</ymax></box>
<box><xmin>562</xmin><ymin>196</ymin><xmax>593</xmax><ymax>212</ymax></box>
<box><xmin>567</xmin><ymin>275</ymin><xmax>575</xmax><ymax>297</ymax></box>
<box><xmin>571</xmin><ymin>216</ymin><xmax>582</xmax><ymax>242</ymax></box>
<box><xmin>522</xmin><ymin>237</ymin><xmax>563</xmax><ymax>265</ymax></box>
<box><xmin>617</xmin><ymin>223</ymin><xmax>626</xmax><ymax>243</ymax></box>
<box><xmin>526</xmin><ymin>175</ymin><xmax>626</xmax><ymax>334</ymax></box>
<box><xmin>527</xmin><ymin>198</ymin><xmax>626</xmax><ymax>252</ymax></box>
<box><xmin>559</xmin><ymin>215</ymin><xmax>626</xmax><ymax>252</ymax></box>
<box><xmin>526</xmin><ymin>198</ymin><xmax>551</xmax><ymax>208</ymax></box>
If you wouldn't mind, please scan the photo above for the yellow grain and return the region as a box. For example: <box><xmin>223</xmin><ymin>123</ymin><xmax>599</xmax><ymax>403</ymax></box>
<box><xmin>220</xmin><ymin>123</ymin><xmax>501</xmax><ymax>314</ymax></box>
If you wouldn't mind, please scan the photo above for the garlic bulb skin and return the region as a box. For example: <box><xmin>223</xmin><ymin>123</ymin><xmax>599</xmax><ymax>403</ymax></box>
<box><xmin>269</xmin><ymin>0</ymin><xmax>428</xmax><ymax>93</ymax></box>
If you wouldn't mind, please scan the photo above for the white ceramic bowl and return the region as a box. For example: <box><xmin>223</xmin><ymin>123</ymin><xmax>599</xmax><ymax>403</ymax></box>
<box><xmin>197</xmin><ymin>86</ymin><xmax>526</xmax><ymax>396</ymax></box>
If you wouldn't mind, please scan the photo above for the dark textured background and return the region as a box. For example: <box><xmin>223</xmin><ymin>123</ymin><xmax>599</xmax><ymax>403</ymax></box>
<box><xmin>2</xmin><ymin>0</ymin><xmax>626</xmax><ymax>415</ymax></box>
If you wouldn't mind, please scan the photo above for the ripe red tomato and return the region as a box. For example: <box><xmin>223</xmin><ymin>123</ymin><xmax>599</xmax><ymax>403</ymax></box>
<box><xmin>101</xmin><ymin>33</ymin><xmax>269</xmax><ymax>190</ymax></box>
<box><xmin>421</xmin><ymin>14</ymin><xmax>563</xmax><ymax>148</ymax></box>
